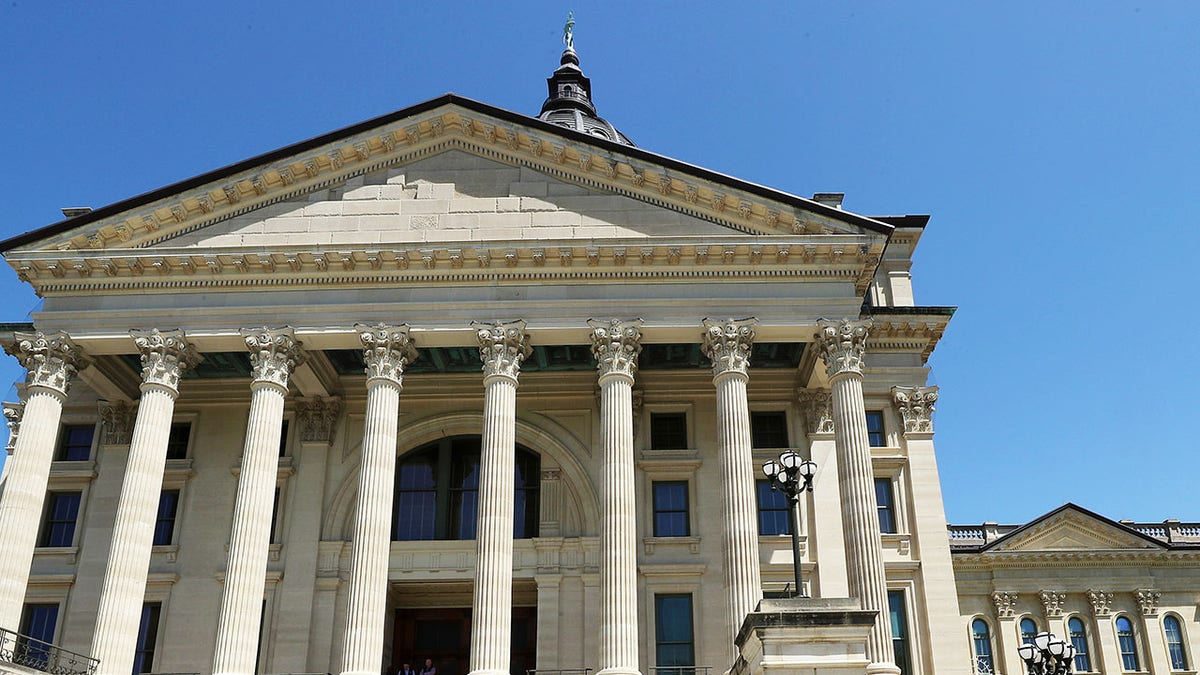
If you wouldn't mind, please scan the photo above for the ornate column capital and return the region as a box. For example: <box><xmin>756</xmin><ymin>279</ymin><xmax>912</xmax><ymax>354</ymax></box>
<box><xmin>295</xmin><ymin>396</ymin><xmax>341</xmax><ymax>444</ymax></box>
<box><xmin>992</xmin><ymin>591</ymin><xmax>1018</xmax><ymax>618</ymax></box>
<box><xmin>97</xmin><ymin>400</ymin><xmax>136</xmax><ymax>446</ymax></box>
<box><xmin>798</xmin><ymin>388</ymin><xmax>834</xmax><ymax>436</ymax></box>
<box><xmin>701</xmin><ymin>317</ymin><xmax>756</xmax><ymax>378</ymax></box>
<box><xmin>1088</xmin><ymin>590</ymin><xmax>1113</xmax><ymax>617</ymax></box>
<box><xmin>891</xmin><ymin>386</ymin><xmax>938</xmax><ymax>435</ymax></box>
<box><xmin>1136</xmin><ymin>589</ymin><xmax>1161</xmax><ymax>616</ymax></box>
<box><xmin>814</xmin><ymin>318</ymin><xmax>871</xmax><ymax>379</ymax></box>
<box><xmin>588</xmin><ymin>318</ymin><xmax>643</xmax><ymax>382</ymax></box>
<box><xmin>4</xmin><ymin>331</ymin><xmax>89</xmax><ymax>397</ymax></box>
<box><xmin>131</xmin><ymin>328</ymin><xmax>200</xmax><ymax>393</ymax></box>
<box><xmin>3</xmin><ymin>402</ymin><xmax>23</xmax><ymax>454</ymax></box>
<box><xmin>1039</xmin><ymin>590</ymin><xmax>1066</xmax><ymax>618</ymax></box>
<box><xmin>473</xmin><ymin>320</ymin><xmax>531</xmax><ymax>382</ymax></box>
<box><xmin>241</xmin><ymin>326</ymin><xmax>304</xmax><ymax>390</ymax></box>
<box><xmin>356</xmin><ymin>323</ymin><xmax>418</xmax><ymax>387</ymax></box>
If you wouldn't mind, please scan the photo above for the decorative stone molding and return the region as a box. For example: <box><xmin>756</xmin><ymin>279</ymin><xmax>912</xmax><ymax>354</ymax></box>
<box><xmin>631</xmin><ymin>388</ymin><xmax>644</xmax><ymax>440</ymax></box>
<box><xmin>700</xmin><ymin>317</ymin><xmax>756</xmax><ymax>377</ymax></box>
<box><xmin>798</xmin><ymin>389</ymin><xmax>834</xmax><ymax>435</ymax></box>
<box><xmin>241</xmin><ymin>326</ymin><xmax>304</xmax><ymax>389</ymax></box>
<box><xmin>1039</xmin><ymin>590</ymin><xmax>1066</xmax><ymax>618</ymax></box>
<box><xmin>355</xmin><ymin>323</ymin><xmax>418</xmax><ymax>387</ymax></box>
<box><xmin>588</xmin><ymin>318</ymin><xmax>643</xmax><ymax>381</ymax></box>
<box><xmin>1135</xmin><ymin>589</ymin><xmax>1161</xmax><ymax>616</ymax></box>
<box><xmin>891</xmin><ymin>386</ymin><xmax>938</xmax><ymax>434</ymax></box>
<box><xmin>130</xmin><ymin>328</ymin><xmax>200</xmax><ymax>393</ymax></box>
<box><xmin>1087</xmin><ymin>590</ymin><xmax>1113</xmax><ymax>617</ymax></box>
<box><xmin>992</xmin><ymin>592</ymin><xmax>1018</xmax><ymax>618</ymax></box>
<box><xmin>295</xmin><ymin>397</ymin><xmax>341</xmax><ymax>444</ymax></box>
<box><xmin>3</xmin><ymin>402</ymin><xmax>23</xmax><ymax>453</ymax></box>
<box><xmin>4</xmin><ymin>331</ymin><xmax>88</xmax><ymax>396</ymax></box>
<box><xmin>473</xmin><ymin>320</ymin><xmax>531</xmax><ymax>381</ymax></box>
<box><xmin>97</xmin><ymin>400</ymin><xmax>136</xmax><ymax>445</ymax></box>
<box><xmin>814</xmin><ymin>319</ymin><xmax>871</xmax><ymax>379</ymax></box>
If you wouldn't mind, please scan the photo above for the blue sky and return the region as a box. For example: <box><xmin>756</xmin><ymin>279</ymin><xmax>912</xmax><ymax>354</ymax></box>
<box><xmin>1</xmin><ymin>2</ymin><xmax>1196</xmax><ymax>524</ymax></box>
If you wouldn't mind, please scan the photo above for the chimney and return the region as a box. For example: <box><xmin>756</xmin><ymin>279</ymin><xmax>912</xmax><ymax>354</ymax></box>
<box><xmin>811</xmin><ymin>193</ymin><xmax>844</xmax><ymax>209</ymax></box>
<box><xmin>61</xmin><ymin>207</ymin><xmax>93</xmax><ymax>218</ymax></box>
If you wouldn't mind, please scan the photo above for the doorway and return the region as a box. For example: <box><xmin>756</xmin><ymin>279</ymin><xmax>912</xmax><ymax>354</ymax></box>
<box><xmin>392</xmin><ymin>607</ymin><xmax>536</xmax><ymax>675</ymax></box>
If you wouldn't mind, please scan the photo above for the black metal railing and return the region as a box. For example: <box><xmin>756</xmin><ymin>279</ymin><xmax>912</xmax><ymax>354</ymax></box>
<box><xmin>651</xmin><ymin>667</ymin><xmax>712</xmax><ymax>675</ymax></box>
<box><xmin>0</xmin><ymin>627</ymin><xmax>99</xmax><ymax>675</ymax></box>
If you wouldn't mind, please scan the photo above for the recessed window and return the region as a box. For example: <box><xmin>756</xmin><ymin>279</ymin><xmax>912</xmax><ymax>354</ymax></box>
<box><xmin>655</xmin><ymin>594</ymin><xmax>695</xmax><ymax>672</ymax></box>
<box><xmin>19</xmin><ymin>603</ymin><xmax>59</xmax><ymax>662</ymax></box>
<box><xmin>865</xmin><ymin>411</ymin><xmax>885</xmax><ymax>447</ymax></box>
<box><xmin>1116</xmin><ymin>615</ymin><xmax>1140</xmax><ymax>671</ymax></box>
<box><xmin>652</xmin><ymin>481</ymin><xmax>690</xmax><ymax>537</ymax></box>
<box><xmin>750</xmin><ymin>411</ymin><xmax>789</xmax><ymax>449</ymax></box>
<box><xmin>649</xmin><ymin>413</ymin><xmax>688</xmax><ymax>450</ymax></box>
<box><xmin>1068</xmin><ymin>616</ymin><xmax>1092</xmax><ymax>672</ymax></box>
<box><xmin>971</xmin><ymin>618</ymin><xmax>994</xmax><ymax>674</ymax></box>
<box><xmin>278</xmin><ymin>420</ymin><xmax>290</xmax><ymax>457</ymax></box>
<box><xmin>165</xmin><ymin>423</ymin><xmax>191</xmax><ymax>460</ymax></box>
<box><xmin>39</xmin><ymin>492</ymin><xmax>81</xmax><ymax>547</ymax></box>
<box><xmin>133</xmin><ymin>603</ymin><xmax>162</xmax><ymax>674</ymax></box>
<box><xmin>875</xmin><ymin>478</ymin><xmax>897</xmax><ymax>534</ymax></box>
<box><xmin>153</xmin><ymin>491</ymin><xmax>179</xmax><ymax>546</ymax></box>
<box><xmin>1165</xmin><ymin>615</ymin><xmax>1188</xmax><ymax>671</ymax></box>
<box><xmin>756</xmin><ymin>479</ymin><xmax>791</xmax><ymax>536</ymax></box>
<box><xmin>1020</xmin><ymin>617</ymin><xmax>1038</xmax><ymax>644</ymax></box>
<box><xmin>56</xmin><ymin>425</ymin><xmax>93</xmax><ymax>461</ymax></box>
<box><xmin>888</xmin><ymin>590</ymin><xmax>912</xmax><ymax>675</ymax></box>
<box><xmin>270</xmin><ymin>487</ymin><xmax>282</xmax><ymax>543</ymax></box>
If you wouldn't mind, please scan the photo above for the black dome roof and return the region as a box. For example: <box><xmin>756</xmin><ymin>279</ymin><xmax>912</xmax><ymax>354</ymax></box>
<box><xmin>537</xmin><ymin>47</ymin><xmax>633</xmax><ymax>146</ymax></box>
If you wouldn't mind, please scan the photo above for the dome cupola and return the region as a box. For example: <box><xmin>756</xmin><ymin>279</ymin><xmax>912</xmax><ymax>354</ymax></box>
<box><xmin>537</xmin><ymin>13</ymin><xmax>634</xmax><ymax>146</ymax></box>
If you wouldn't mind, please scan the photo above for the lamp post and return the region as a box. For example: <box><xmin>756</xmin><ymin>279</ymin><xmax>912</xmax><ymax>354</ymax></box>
<box><xmin>761</xmin><ymin>451</ymin><xmax>816</xmax><ymax>598</ymax></box>
<box><xmin>1018</xmin><ymin>631</ymin><xmax>1075</xmax><ymax>675</ymax></box>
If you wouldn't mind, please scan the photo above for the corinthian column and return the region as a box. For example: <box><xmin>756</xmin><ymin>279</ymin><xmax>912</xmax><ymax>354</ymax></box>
<box><xmin>468</xmin><ymin>320</ymin><xmax>530</xmax><ymax>675</ymax></box>
<box><xmin>701</xmin><ymin>318</ymin><xmax>761</xmax><ymax>646</ymax></box>
<box><xmin>212</xmin><ymin>327</ymin><xmax>303</xmax><ymax>675</ymax></box>
<box><xmin>815</xmin><ymin>319</ymin><xmax>898</xmax><ymax>675</ymax></box>
<box><xmin>589</xmin><ymin>318</ymin><xmax>643</xmax><ymax>675</ymax></box>
<box><xmin>0</xmin><ymin>331</ymin><xmax>87</xmax><ymax>630</ymax></box>
<box><xmin>91</xmin><ymin>330</ymin><xmax>199</xmax><ymax>675</ymax></box>
<box><xmin>340</xmin><ymin>325</ymin><xmax>417</xmax><ymax>675</ymax></box>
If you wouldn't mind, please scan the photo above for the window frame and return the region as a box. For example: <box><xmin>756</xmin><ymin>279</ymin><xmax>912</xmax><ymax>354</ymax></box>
<box><xmin>865</xmin><ymin>410</ymin><xmax>887</xmax><ymax>447</ymax></box>
<box><xmin>648</xmin><ymin>411</ymin><xmax>689</xmax><ymax>451</ymax></box>
<box><xmin>1164</xmin><ymin>613</ymin><xmax>1189</xmax><ymax>671</ymax></box>
<box><xmin>653</xmin><ymin>593</ymin><xmax>696</xmax><ymax>671</ymax></box>
<box><xmin>970</xmin><ymin>617</ymin><xmax>995</xmax><ymax>674</ymax></box>
<box><xmin>875</xmin><ymin>477</ymin><xmax>898</xmax><ymax>534</ymax></box>
<box><xmin>1115</xmin><ymin>614</ymin><xmax>1141</xmax><ymax>672</ymax></box>
<box><xmin>153</xmin><ymin>490</ymin><xmax>181</xmax><ymax>546</ymax></box>
<box><xmin>749</xmin><ymin>410</ymin><xmax>790</xmax><ymax>449</ymax></box>
<box><xmin>652</xmin><ymin>481</ymin><xmax>691</xmax><ymax>537</ymax></box>
<box><xmin>1067</xmin><ymin>615</ymin><xmax>1093</xmax><ymax>673</ymax></box>
<box><xmin>165</xmin><ymin>421</ymin><xmax>193</xmax><ymax>461</ymax></box>
<box><xmin>55</xmin><ymin>424</ymin><xmax>95</xmax><ymax>461</ymax></box>
<box><xmin>1020</xmin><ymin>616</ymin><xmax>1039</xmax><ymax>645</ymax></box>
<box><xmin>132</xmin><ymin>602</ymin><xmax>162</xmax><ymax>674</ymax></box>
<box><xmin>755</xmin><ymin>478</ymin><xmax>791</xmax><ymax>536</ymax></box>
<box><xmin>39</xmin><ymin>491</ymin><xmax>82</xmax><ymax>548</ymax></box>
<box><xmin>887</xmin><ymin>589</ymin><xmax>913</xmax><ymax>675</ymax></box>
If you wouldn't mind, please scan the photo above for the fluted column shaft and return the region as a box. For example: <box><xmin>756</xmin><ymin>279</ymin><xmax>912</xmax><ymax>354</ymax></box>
<box><xmin>701</xmin><ymin>319</ymin><xmax>761</xmax><ymax>647</ymax></box>
<box><xmin>817</xmin><ymin>319</ymin><xmax>898</xmax><ymax>675</ymax></box>
<box><xmin>91</xmin><ymin>330</ymin><xmax>198</xmax><ymax>675</ymax></box>
<box><xmin>212</xmin><ymin>328</ymin><xmax>302</xmax><ymax>675</ymax></box>
<box><xmin>0</xmin><ymin>331</ymin><xmax>85</xmax><ymax>630</ymax></box>
<box><xmin>590</xmin><ymin>319</ymin><xmax>642</xmax><ymax>675</ymax></box>
<box><xmin>341</xmin><ymin>325</ymin><xmax>416</xmax><ymax>675</ymax></box>
<box><xmin>469</xmin><ymin>321</ymin><xmax>530</xmax><ymax>675</ymax></box>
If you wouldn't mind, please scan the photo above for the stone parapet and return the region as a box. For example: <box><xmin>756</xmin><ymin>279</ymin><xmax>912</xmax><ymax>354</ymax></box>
<box><xmin>733</xmin><ymin>598</ymin><xmax>876</xmax><ymax>675</ymax></box>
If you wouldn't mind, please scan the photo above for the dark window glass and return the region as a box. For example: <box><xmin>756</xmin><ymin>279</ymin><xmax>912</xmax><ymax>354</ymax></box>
<box><xmin>40</xmin><ymin>492</ymin><xmax>81</xmax><ymax>547</ymax></box>
<box><xmin>1068</xmin><ymin>617</ymin><xmax>1091</xmax><ymax>672</ymax></box>
<box><xmin>971</xmin><ymin>619</ymin><xmax>994</xmax><ymax>673</ymax></box>
<box><xmin>153</xmin><ymin>491</ymin><xmax>179</xmax><ymax>546</ymax></box>
<box><xmin>394</xmin><ymin>437</ymin><xmax>539</xmax><ymax>541</ymax></box>
<box><xmin>57</xmin><ymin>425</ymin><xmax>93</xmax><ymax>461</ymax></box>
<box><xmin>18</xmin><ymin>603</ymin><xmax>59</xmax><ymax>668</ymax></box>
<box><xmin>865</xmin><ymin>411</ymin><xmax>885</xmax><ymax>447</ymax></box>
<box><xmin>649</xmin><ymin>413</ymin><xmax>688</xmax><ymax>450</ymax></box>
<box><xmin>278</xmin><ymin>420</ymin><xmax>290</xmax><ymax>457</ymax></box>
<box><xmin>756</xmin><ymin>479</ymin><xmax>791</xmax><ymax>536</ymax></box>
<box><xmin>269</xmin><ymin>487</ymin><xmax>281</xmax><ymax>543</ymax></box>
<box><xmin>132</xmin><ymin>603</ymin><xmax>161</xmax><ymax>674</ymax></box>
<box><xmin>1117</xmin><ymin>616</ymin><xmax>1139</xmax><ymax>671</ymax></box>
<box><xmin>888</xmin><ymin>590</ymin><xmax>912</xmax><ymax>675</ymax></box>
<box><xmin>1020</xmin><ymin>617</ymin><xmax>1038</xmax><ymax>644</ymax></box>
<box><xmin>1165</xmin><ymin>615</ymin><xmax>1188</xmax><ymax>670</ymax></box>
<box><xmin>655</xmin><ymin>594</ymin><xmax>695</xmax><ymax>671</ymax></box>
<box><xmin>875</xmin><ymin>478</ymin><xmax>897</xmax><ymax>534</ymax></box>
<box><xmin>750</xmin><ymin>411</ymin><xmax>789</xmax><ymax>448</ymax></box>
<box><xmin>653</xmin><ymin>481</ymin><xmax>689</xmax><ymax>537</ymax></box>
<box><xmin>165</xmin><ymin>423</ymin><xmax>191</xmax><ymax>460</ymax></box>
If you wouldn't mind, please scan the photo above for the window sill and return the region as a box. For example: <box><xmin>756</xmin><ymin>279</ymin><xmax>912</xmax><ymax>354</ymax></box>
<box><xmin>48</xmin><ymin>461</ymin><xmax>97</xmax><ymax>485</ymax></box>
<box><xmin>33</xmin><ymin>546</ymin><xmax>79</xmax><ymax>565</ymax></box>
<box><xmin>151</xmin><ymin>544</ymin><xmax>180</xmax><ymax>563</ymax></box>
<box><xmin>643</xmin><ymin>536</ymin><xmax>701</xmax><ymax>555</ymax></box>
<box><xmin>881</xmin><ymin>533</ymin><xmax>912</xmax><ymax>556</ymax></box>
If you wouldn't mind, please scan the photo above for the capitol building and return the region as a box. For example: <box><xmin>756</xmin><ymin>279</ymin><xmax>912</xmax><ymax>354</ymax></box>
<box><xmin>1</xmin><ymin>32</ymin><xmax>1197</xmax><ymax>675</ymax></box>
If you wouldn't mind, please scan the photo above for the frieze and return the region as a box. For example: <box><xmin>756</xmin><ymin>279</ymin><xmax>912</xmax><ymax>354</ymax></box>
<box><xmin>4</xmin><ymin>331</ymin><xmax>88</xmax><ymax>397</ymax></box>
<box><xmin>701</xmin><ymin>317</ymin><xmax>756</xmax><ymax>378</ymax></box>
<box><xmin>242</xmin><ymin>326</ymin><xmax>304</xmax><ymax>390</ymax></box>
<box><xmin>891</xmin><ymin>386</ymin><xmax>938</xmax><ymax>434</ymax></box>
<box><xmin>588</xmin><ymin>318</ymin><xmax>643</xmax><ymax>381</ymax></box>
<box><xmin>473</xmin><ymin>320</ymin><xmax>531</xmax><ymax>381</ymax></box>
<box><xmin>815</xmin><ymin>319</ymin><xmax>871</xmax><ymax>379</ymax></box>
<box><xmin>357</xmin><ymin>323</ymin><xmax>418</xmax><ymax>387</ymax></box>
<box><xmin>98</xmin><ymin>400</ymin><xmax>136</xmax><ymax>446</ymax></box>
<box><xmin>130</xmin><ymin>328</ymin><xmax>200</xmax><ymax>393</ymax></box>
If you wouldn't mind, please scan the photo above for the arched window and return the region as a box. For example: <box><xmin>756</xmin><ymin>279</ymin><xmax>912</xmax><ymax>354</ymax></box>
<box><xmin>1116</xmin><ymin>615</ymin><xmax>1140</xmax><ymax>672</ymax></box>
<box><xmin>1068</xmin><ymin>617</ymin><xmax>1092</xmax><ymax>672</ymax></box>
<box><xmin>971</xmin><ymin>619</ymin><xmax>994</xmax><ymax>674</ymax></box>
<box><xmin>1164</xmin><ymin>615</ymin><xmax>1189</xmax><ymax>671</ymax></box>
<box><xmin>393</xmin><ymin>436</ymin><xmax>540</xmax><ymax>540</ymax></box>
<box><xmin>1020</xmin><ymin>617</ymin><xmax>1038</xmax><ymax>644</ymax></box>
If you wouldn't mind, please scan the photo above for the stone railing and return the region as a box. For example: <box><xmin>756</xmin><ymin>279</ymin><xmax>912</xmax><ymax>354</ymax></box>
<box><xmin>949</xmin><ymin>519</ymin><xmax>1200</xmax><ymax>549</ymax></box>
<box><xmin>0</xmin><ymin>627</ymin><xmax>99</xmax><ymax>675</ymax></box>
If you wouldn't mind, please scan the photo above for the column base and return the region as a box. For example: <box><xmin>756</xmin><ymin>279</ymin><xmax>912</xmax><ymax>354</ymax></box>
<box><xmin>342</xmin><ymin>670</ymin><xmax>385</xmax><ymax>675</ymax></box>
<box><xmin>597</xmin><ymin>667</ymin><xmax>642</xmax><ymax>675</ymax></box>
<box><xmin>468</xmin><ymin>669</ymin><xmax>510</xmax><ymax>675</ymax></box>
<box><xmin>865</xmin><ymin>663</ymin><xmax>901</xmax><ymax>675</ymax></box>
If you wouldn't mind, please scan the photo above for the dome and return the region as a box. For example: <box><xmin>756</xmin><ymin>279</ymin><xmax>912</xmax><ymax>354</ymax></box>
<box><xmin>537</xmin><ymin>46</ymin><xmax>634</xmax><ymax>146</ymax></box>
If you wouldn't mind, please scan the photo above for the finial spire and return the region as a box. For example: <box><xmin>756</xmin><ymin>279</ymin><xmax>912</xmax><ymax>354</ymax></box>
<box><xmin>563</xmin><ymin>11</ymin><xmax>575</xmax><ymax>50</ymax></box>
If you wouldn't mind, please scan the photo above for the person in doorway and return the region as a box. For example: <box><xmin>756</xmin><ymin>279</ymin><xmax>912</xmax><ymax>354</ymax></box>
<box><xmin>419</xmin><ymin>658</ymin><xmax>437</xmax><ymax>675</ymax></box>
<box><xmin>400</xmin><ymin>663</ymin><xmax>417</xmax><ymax>675</ymax></box>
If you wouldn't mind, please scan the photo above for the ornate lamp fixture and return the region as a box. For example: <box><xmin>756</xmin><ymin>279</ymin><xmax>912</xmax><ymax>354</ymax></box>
<box><xmin>1017</xmin><ymin>631</ymin><xmax>1075</xmax><ymax>675</ymax></box>
<box><xmin>761</xmin><ymin>451</ymin><xmax>817</xmax><ymax>597</ymax></box>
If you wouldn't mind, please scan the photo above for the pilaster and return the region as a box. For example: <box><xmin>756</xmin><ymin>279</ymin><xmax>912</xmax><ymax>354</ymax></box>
<box><xmin>1088</xmin><ymin>590</ymin><xmax>1124</xmax><ymax>675</ymax></box>
<box><xmin>798</xmin><ymin>389</ymin><xmax>848</xmax><ymax>598</ymax></box>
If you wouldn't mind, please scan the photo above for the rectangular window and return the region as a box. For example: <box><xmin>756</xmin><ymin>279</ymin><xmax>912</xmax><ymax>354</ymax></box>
<box><xmin>56</xmin><ymin>425</ymin><xmax>94</xmax><ymax>461</ymax></box>
<box><xmin>655</xmin><ymin>594</ymin><xmax>695</xmax><ymax>672</ymax></box>
<box><xmin>866</xmin><ymin>411</ymin><xmax>886</xmax><ymax>447</ymax></box>
<box><xmin>649</xmin><ymin>412</ymin><xmax>688</xmax><ymax>450</ymax></box>
<box><xmin>165</xmin><ymin>423</ymin><xmax>191</xmax><ymax>460</ymax></box>
<box><xmin>40</xmin><ymin>492</ymin><xmax>81</xmax><ymax>547</ymax></box>
<box><xmin>132</xmin><ymin>603</ymin><xmax>161</xmax><ymax>674</ymax></box>
<box><xmin>652</xmin><ymin>481</ymin><xmax>689</xmax><ymax>537</ymax></box>
<box><xmin>875</xmin><ymin>478</ymin><xmax>897</xmax><ymax>534</ymax></box>
<box><xmin>153</xmin><ymin>490</ymin><xmax>180</xmax><ymax>546</ymax></box>
<box><xmin>18</xmin><ymin>603</ymin><xmax>59</xmax><ymax>667</ymax></box>
<box><xmin>756</xmin><ymin>479</ymin><xmax>791</xmax><ymax>536</ymax></box>
<box><xmin>278</xmin><ymin>420</ymin><xmax>290</xmax><ymax>457</ymax></box>
<box><xmin>750</xmin><ymin>411</ymin><xmax>789</xmax><ymax>448</ymax></box>
<box><xmin>888</xmin><ymin>590</ymin><xmax>912</xmax><ymax>675</ymax></box>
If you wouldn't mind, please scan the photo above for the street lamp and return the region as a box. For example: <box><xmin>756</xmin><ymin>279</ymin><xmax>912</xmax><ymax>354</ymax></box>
<box><xmin>1017</xmin><ymin>631</ymin><xmax>1075</xmax><ymax>675</ymax></box>
<box><xmin>761</xmin><ymin>450</ymin><xmax>817</xmax><ymax>598</ymax></box>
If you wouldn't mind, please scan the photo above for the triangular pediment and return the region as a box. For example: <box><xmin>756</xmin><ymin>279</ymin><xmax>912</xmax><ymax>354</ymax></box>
<box><xmin>986</xmin><ymin>504</ymin><xmax>1166</xmax><ymax>553</ymax></box>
